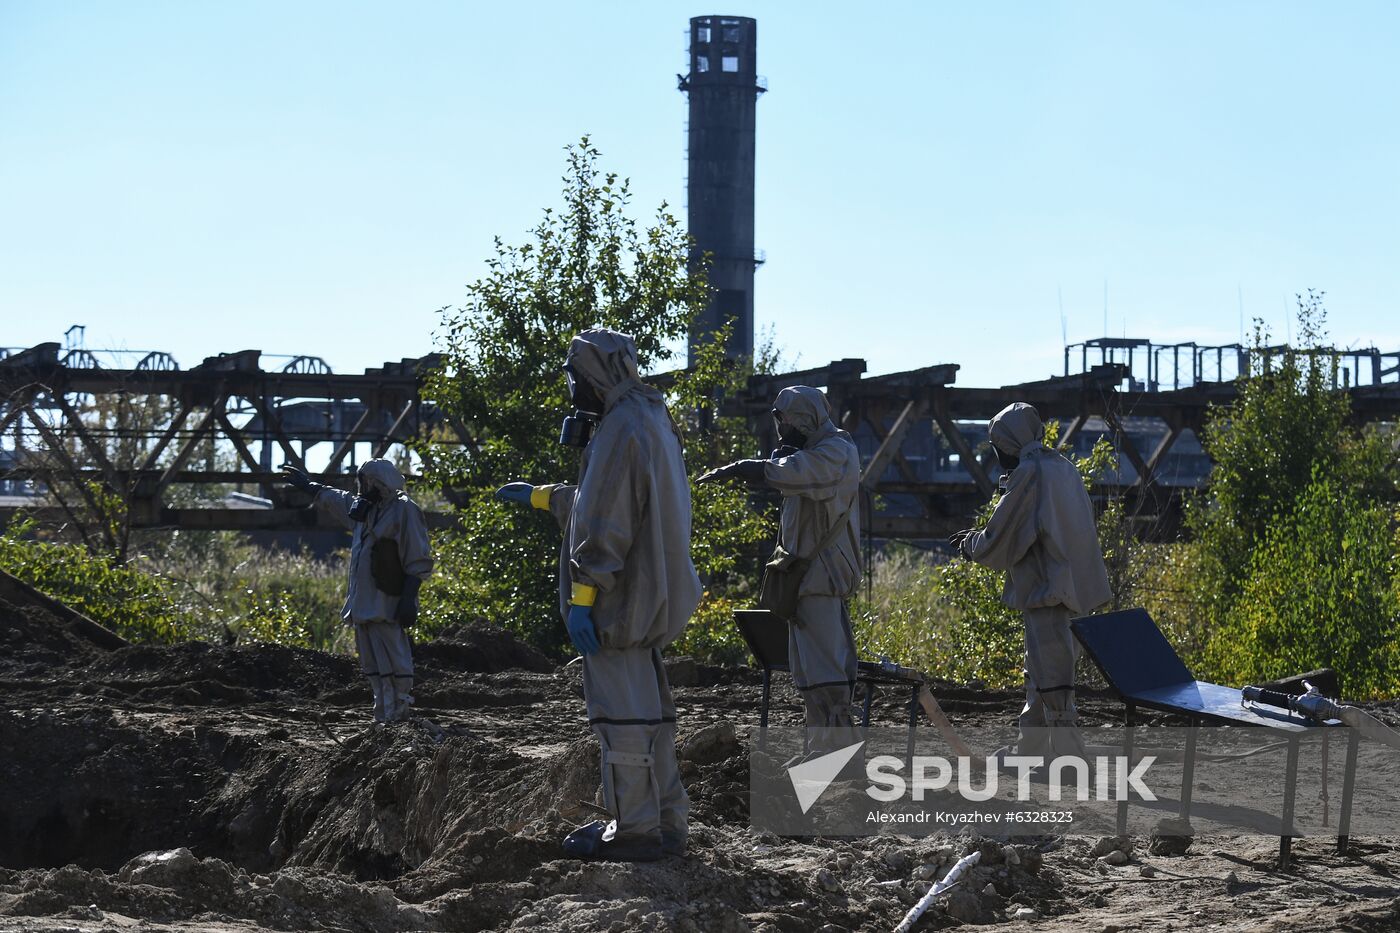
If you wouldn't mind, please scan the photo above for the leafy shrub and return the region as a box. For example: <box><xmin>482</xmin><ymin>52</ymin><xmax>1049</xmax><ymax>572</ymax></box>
<box><xmin>669</xmin><ymin>593</ymin><xmax>753</xmax><ymax>666</ymax></box>
<box><xmin>0</xmin><ymin>519</ymin><xmax>183</xmax><ymax>643</ymax></box>
<box><xmin>161</xmin><ymin>539</ymin><xmax>349</xmax><ymax>651</ymax></box>
<box><xmin>1184</xmin><ymin>293</ymin><xmax>1400</xmax><ymax>696</ymax></box>
<box><xmin>1203</xmin><ymin>476</ymin><xmax>1400</xmax><ymax>697</ymax></box>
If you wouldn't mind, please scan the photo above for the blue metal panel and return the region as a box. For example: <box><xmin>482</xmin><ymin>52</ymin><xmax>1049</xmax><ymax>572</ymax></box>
<box><xmin>1072</xmin><ymin>608</ymin><xmax>1194</xmax><ymax>695</ymax></box>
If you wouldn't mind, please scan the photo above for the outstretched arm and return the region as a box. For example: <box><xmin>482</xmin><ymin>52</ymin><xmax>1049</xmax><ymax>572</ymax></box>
<box><xmin>960</xmin><ymin>463</ymin><xmax>1039</xmax><ymax>572</ymax></box>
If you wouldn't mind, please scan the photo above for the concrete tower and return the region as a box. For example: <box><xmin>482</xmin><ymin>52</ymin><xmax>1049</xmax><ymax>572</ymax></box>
<box><xmin>680</xmin><ymin>15</ymin><xmax>764</xmax><ymax>365</ymax></box>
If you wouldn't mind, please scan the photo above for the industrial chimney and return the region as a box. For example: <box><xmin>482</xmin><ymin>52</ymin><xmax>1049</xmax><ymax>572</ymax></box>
<box><xmin>680</xmin><ymin>15</ymin><xmax>764</xmax><ymax>366</ymax></box>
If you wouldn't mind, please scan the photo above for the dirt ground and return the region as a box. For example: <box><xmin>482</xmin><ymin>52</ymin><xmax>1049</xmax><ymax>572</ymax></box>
<box><xmin>3</xmin><ymin>597</ymin><xmax>1399</xmax><ymax>933</ymax></box>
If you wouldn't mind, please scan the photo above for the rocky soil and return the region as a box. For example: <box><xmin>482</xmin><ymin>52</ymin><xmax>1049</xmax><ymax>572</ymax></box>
<box><xmin>2</xmin><ymin>596</ymin><xmax>1399</xmax><ymax>932</ymax></box>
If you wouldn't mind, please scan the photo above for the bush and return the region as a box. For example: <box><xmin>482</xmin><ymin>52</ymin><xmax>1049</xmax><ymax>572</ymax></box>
<box><xmin>2</xmin><ymin>519</ymin><xmax>352</xmax><ymax>651</ymax></box>
<box><xmin>154</xmin><ymin>534</ymin><xmax>349</xmax><ymax>651</ymax></box>
<box><xmin>1203</xmin><ymin>476</ymin><xmax>1400</xmax><ymax>697</ymax></box>
<box><xmin>0</xmin><ymin>519</ymin><xmax>183</xmax><ymax>643</ymax></box>
<box><xmin>851</xmin><ymin>547</ymin><xmax>956</xmax><ymax>671</ymax></box>
<box><xmin>668</xmin><ymin>593</ymin><xmax>753</xmax><ymax>666</ymax></box>
<box><xmin>1184</xmin><ymin>292</ymin><xmax>1400</xmax><ymax>696</ymax></box>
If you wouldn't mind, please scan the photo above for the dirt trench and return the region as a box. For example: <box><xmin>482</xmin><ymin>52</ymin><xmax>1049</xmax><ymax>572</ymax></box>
<box><xmin>4</xmin><ymin>596</ymin><xmax>1400</xmax><ymax>932</ymax></box>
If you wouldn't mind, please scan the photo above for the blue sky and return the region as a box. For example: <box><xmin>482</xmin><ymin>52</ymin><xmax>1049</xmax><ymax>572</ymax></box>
<box><xmin>2</xmin><ymin>1</ymin><xmax>1397</xmax><ymax>387</ymax></box>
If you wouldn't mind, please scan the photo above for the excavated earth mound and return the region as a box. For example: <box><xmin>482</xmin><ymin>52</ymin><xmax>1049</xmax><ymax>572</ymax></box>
<box><xmin>3</xmin><ymin>596</ymin><xmax>1400</xmax><ymax>931</ymax></box>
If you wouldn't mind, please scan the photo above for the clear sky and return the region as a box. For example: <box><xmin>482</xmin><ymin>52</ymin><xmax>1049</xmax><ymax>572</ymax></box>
<box><xmin>2</xmin><ymin>1</ymin><xmax>1397</xmax><ymax>387</ymax></box>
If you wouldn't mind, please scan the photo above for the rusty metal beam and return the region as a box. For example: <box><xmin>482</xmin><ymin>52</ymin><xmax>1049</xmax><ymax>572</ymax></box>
<box><xmin>137</xmin><ymin>402</ymin><xmax>193</xmax><ymax>472</ymax></box>
<box><xmin>372</xmin><ymin>399</ymin><xmax>418</xmax><ymax>459</ymax></box>
<box><xmin>325</xmin><ymin>403</ymin><xmax>376</xmax><ymax>471</ymax></box>
<box><xmin>1100</xmin><ymin>407</ymin><xmax>1156</xmax><ymax>488</ymax></box>
<box><xmin>51</xmin><ymin>394</ymin><xmax>123</xmax><ymax>491</ymax></box>
<box><xmin>22</xmin><ymin>406</ymin><xmax>117</xmax><ymax>549</ymax></box>
<box><xmin>0</xmin><ymin>385</ymin><xmax>38</xmax><ymax>436</ymax></box>
<box><xmin>157</xmin><ymin>395</ymin><xmax>227</xmax><ymax>494</ymax></box>
<box><xmin>247</xmin><ymin>396</ymin><xmax>306</xmax><ymax>471</ymax></box>
<box><xmin>215</xmin><ymin>411</ymin><xmax>263</xmax><ymax>474</ymax></box>
<box><xmin>931</xmin><ymin>391</ymin><xmax>995</xmax><ymax>498</ymax></box>
<box><xmin>862</xmin><ymin>399</ymin><xmax>927</xmax><ymax>489</ymax></box>
<box><xmin>1143</xmin><ymin>419</ymin><xmax>1185</xmax><ymax>484</ymax></box>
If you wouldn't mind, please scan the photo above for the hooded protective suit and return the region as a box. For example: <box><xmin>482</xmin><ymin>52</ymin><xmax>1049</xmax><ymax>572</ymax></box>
<box><xmin>315</xmin><ymin>458</ymin><xmax>433</xmax><ymax>723</ymax></box>
<box><xmin>960</xmin><ymin>403</ymin><xmax>1110</xmax><ymax>759</ymax></box>
<box><xmin>765</xmin><ymin>386</ymin><xmax>862</xmax><ymax>742</ymax></box>
<box><xmin>536</xmin><ymin>329</ymin><xmax>701</xmax><ymax>854</ymax></box>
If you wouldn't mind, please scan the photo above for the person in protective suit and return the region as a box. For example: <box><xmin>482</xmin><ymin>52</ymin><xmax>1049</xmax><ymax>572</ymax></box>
<box><xmin>282</xmin><ymin>458</ymin><xmax>433</xmax><ymax>725</ymax></box>
<box><xmin>950</xmin><ymin>402</ymin><xmax>1110</xmax><ymax>763</ymax></box>
<box><xmin>496</xmin><ymin>328</ymin><xmax>701</xmax><ymax>862</ymax></box>
<box><xmin>699</xmin><ymin>385</ymin><xmax>862</xmax><ymax>755</ymax></box>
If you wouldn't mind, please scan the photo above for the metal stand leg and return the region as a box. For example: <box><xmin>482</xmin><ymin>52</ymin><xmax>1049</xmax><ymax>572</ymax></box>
<box><xmin>906</xmin><ymin>685</ymin><xmax>919</xmax><ymax>770</ymax></box>
<box><xmin>861</xmin><ymin>682</ymin><xmax>875</xmax><ymax>727</ymax></box>
<box><xmin>1338</xmin><ymin>728</ymin><xmax>1360</xmax><ymax>854</ymax></box>
<box><xmin>1118</xmin><ymin>702</ymin><xmax>1135</xmax><ymax>835</ymax></box>
<box><xmin>1280</xmin><ymin>735</ymin><xmax>1300</xmax><ymax>868</ymax></box>
<box><xmin>1179</xmin><ymin>718</ymin><xmax>1197</xmax><ymax>821</ymax></box>
<box><xmin>760</xmin><ymin>668</ymin><xmax>771</xmax><ymax>751</ymax></box>
<box><xmin>1321</xmin><ymin>729</ymin><xmax>1330</xmax><ymax>828</ymax></box>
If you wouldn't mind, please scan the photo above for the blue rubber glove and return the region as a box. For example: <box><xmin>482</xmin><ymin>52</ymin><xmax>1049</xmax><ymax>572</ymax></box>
<box><xmin>566</xmin><ymin>604</ymin><xmax>601</xmax><ymax>656</ymax></box>
<box><xmin>495</xmin><ymin>482</ymin><xmax>534</xmax><ymax>505</ymax></box>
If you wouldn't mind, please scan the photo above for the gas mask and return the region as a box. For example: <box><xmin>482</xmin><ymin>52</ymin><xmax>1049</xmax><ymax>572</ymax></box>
<box><xmin>559</xmin><ymin>410</ymin><xmax>600</xmax><ymax>448</ymax></box>
<box><xmin>561</xmin><ymin>365</ymin><xmax>604</xmax><ymax>448</ymax></box>
<box><xmin>994</xmin><ymin>444</ymin><xmax>1020</xmax><ymax>474</ymax></box>
<box><xmin>348</xmin><ymin>480</ymin><xmax>383</xmax><ymax>523</ymax></box>
<box><xmin>773</xmin><ymin>411</ymin><xmax>808</xmax><ymax>450</ymax></box>
<box><xmin>993</xmin><ymin>444</ymin><xmax>1019</xmax><ymax>494</ymax></box>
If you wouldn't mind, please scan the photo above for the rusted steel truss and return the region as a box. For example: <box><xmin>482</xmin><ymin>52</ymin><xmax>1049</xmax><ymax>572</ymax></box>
<box><xmin>0</xmin><ymin>342</ymin><xmax>453</xmax><ymax>531</ymax></box>
<box><xmin>727</xmin><ymin>358</ymin><xmax>1400</xmax><ymax>541</ymax></box>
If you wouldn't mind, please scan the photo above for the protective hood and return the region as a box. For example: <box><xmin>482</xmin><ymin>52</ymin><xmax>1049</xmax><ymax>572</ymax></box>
<box><xmin>773</xmin><ymin>386</ymin><xmax>836</xmax><ymax>439</ymax></box>
<box><xmin>987</xmin><ymin>402</ymin><xmax>1045</xmax><ymax>457</ymax></box>
<box><xmin>565</xmin><ymin>328</ymin><xmax>642</xmax><ymax>411</ymax></box>
<box><xmin>357</xmin><ymin>458</ymin><xmax>406</xmax><ymax>498</ymax></box>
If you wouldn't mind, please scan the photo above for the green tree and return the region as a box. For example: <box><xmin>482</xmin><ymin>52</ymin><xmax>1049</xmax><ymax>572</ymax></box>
<box><xmin>1204</xmin><ymin>475</ymin><xmax>1399</xmax><ymax>694</ymax></box>
<box><xmin>1186</xmin><ymin>291</ymin><xmax>1400</xmax><ymax>695</ymax></box>
<box><xmin>416</xmin><ymin>138</ymin><xmax>770</xmax><ymax>654</ymax></box>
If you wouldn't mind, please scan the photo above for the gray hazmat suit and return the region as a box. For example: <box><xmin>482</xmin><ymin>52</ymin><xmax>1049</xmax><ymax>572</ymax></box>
<box><xmin>315</xmin><ymin>458</ymin><xmax>433</xmax><ymax>723</ymax></box>
<box><xmin>765</xmin><ymin>386</ymin><xmax>862</xmax><ymax>748</ymax></box>
<box><xmin>536</xmin><ymin>329</ymin><xmax>702</xmax><ymax>851</ymax></box>
<box><xmin>961</xmin><ymin>403</ymin><xmax>1110</xmax><ymax>761</ymax></box>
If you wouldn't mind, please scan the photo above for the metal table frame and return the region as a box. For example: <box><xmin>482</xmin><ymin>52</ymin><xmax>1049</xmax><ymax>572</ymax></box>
<box><xmin>736</xmin><ymin>609</ymin><xmax>925</xmax><ymax>764</ymax></box>
<box><xmin>1073</xmin><ymin>609</ymin><xmax>1354</xmax><ymax>868</ymax></box>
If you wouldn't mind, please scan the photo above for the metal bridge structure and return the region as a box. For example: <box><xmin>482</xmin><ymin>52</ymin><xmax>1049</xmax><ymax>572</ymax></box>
<box><xmin>729</xmin><ymin>339</ymin><xmax>1400</xmax><ymax>540</ymax></box>
<box><xmin>3</xmin><ymin>336</ymin><xmax>1399</xmax><ymax>541</ymax></box>
<box><xmin>0</xmin><ymin>341</ymin><xmax>449</xmax><ymax>532</ymax></box>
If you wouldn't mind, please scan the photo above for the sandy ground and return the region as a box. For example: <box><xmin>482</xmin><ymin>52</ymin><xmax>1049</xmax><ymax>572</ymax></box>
<box><xmin>3</xmin><ymin>597</ymin><xmax>1399</xmax><ymax>932</ymax></box>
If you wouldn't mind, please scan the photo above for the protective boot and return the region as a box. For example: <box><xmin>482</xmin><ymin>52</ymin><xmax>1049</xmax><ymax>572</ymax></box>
<box><xmin>369</xmin><ymin>676</ymin><xmax>389</xmax><ymax>724</ymax></box>
<box><xmin>565</xmin><ymin>727</ymin><xmax>662</xmax><ymax>862</ymax></box>
<box><xmin>387</xmin><ymin>675</ymin><xmax>414</xmax><ymax>722</ymax></box>
<box><xmin>381</xmin><ymin>676</ymin><xmax>401</xmax><ymax>725</ymax></box>
<box><xmin>562</xmin><ymin>819</ymin><xmax>661</xmax><ymax>862</ymax></box>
